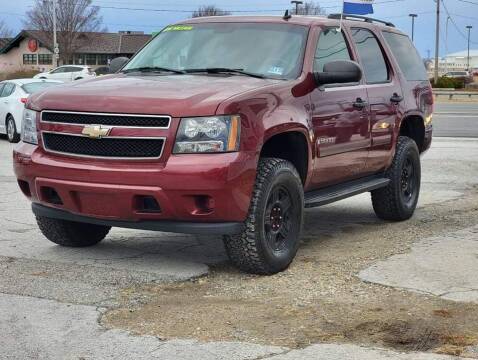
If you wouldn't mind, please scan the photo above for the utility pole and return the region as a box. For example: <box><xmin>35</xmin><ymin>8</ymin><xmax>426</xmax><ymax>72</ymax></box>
<box><xmin>434</xmin><ymin>0</ymin><xmax>440</xmax><ymax>83</ymax></box>
<box><xmin>52</xmin><ymin>0</ymin><xmax>59</xmax><ymax>67</ymax></box>
<box><xmin>409</xmin><ymin>14</ymin><xmax>417</xmax><ymax>42</ymax></box>
<box><xmin>466</xmin><ymin>25</ymin><xmax>473</xmax><ymax>71</ymax></box>
<box><xmin>445</xmin><ymin>16</ymin><xmax>450</xmax><ymax>74</ymax></box>
<box><xmin>291</xmin><ymin>1</ymin><xmax>303</xmax><ymax>15</ymax></box>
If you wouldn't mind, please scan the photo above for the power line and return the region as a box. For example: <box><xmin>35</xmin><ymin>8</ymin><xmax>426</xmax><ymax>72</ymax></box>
<box><xmin>441</xmin><ymin>0</ymin><xmax>478</xmax><ymax>44</ymax></box>
<box><xmin>456</xmin><ymin>0</ymin><xmax>478</xmax><ymax>5</ymax></box>
<box><xmin>16</xmin><ymin>0</ymin><xmax>406</xmax><ymax>14</ymax></box>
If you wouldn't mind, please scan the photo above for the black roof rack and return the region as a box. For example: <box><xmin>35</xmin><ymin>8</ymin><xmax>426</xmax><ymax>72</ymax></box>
<box><xmin>328</xmin><ymin>14</ymin><xmax>395</xmax><ymax>28</ymax></box>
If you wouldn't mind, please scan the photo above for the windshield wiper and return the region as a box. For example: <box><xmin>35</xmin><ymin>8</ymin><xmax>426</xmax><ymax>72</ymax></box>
<box><xmin>183</xmin><ymin>68</ymin><xmax>266</xmax><ymax>79</ymax></box>
<box><xmin>122</xmin><ymin>66</ymin><xmax>185</xmax><ymax>75</ymax></box>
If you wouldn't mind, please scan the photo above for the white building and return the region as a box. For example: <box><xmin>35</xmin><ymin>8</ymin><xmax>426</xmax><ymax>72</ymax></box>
<box><xmin>428</xmin><ymin>50</ymin><xmax>478</xmax><ymax>75</ymax></box>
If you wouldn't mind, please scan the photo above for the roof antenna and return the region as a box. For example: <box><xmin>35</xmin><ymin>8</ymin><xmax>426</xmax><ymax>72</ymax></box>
<box><xmin>283</xmin><ymin>9</ymin><xmax>292</xmax><ymax>20</ymax></box>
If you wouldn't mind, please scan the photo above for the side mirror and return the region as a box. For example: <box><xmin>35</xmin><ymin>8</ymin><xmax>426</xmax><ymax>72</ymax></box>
<box><xmin>314</xmin><ymin>60</ymin><xmax>362</xmax><ymax>86</ymax></box>
<box><xmin>109</xmin><ymin>57</ymin><xmax>129</xmax><ymax>73</ymax></box>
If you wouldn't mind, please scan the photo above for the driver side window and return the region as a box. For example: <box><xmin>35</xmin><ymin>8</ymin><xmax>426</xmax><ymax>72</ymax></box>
<box><xmin>314</xmin><ymin>28</ymin><xmax>352</xmax><ymax>72</ymax></box>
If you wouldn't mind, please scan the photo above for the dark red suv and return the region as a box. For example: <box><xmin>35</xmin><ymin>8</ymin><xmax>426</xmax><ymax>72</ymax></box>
<box><xmin>13</xmin><ymin>14</ymin><xmax>433</xmax><ymax>274</ymax></box>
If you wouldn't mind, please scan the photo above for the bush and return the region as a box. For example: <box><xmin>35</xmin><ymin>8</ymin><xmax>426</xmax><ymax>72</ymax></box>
<box><xmin>0</xmin><ymin>70</ymin><xmax>40</xmax><ymax>81</ymax></box>
<box><xmin>430</xmin><ymin>76</ymin><xmax>465</xmax><ymax>89</ymax></box>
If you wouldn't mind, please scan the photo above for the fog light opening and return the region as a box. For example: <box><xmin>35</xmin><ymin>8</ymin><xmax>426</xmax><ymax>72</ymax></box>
<box><xmin>18</xmin><ymin>180</ymin><xmax>31</xmax><ymax>198</ymax></box>
<box><xmin>194</xmin><ymin>195</ymin><xmax>215</xmax><ymax>214</ymax></box>
<box><xmin>135</xmin><ymin>195</ymin><xmax>161</xmax><ymax>213</ymax></box>
<box><xmin>41</xmin><ymin>187</ymin><xmax>63</xmax><ymax>205</ymax></box>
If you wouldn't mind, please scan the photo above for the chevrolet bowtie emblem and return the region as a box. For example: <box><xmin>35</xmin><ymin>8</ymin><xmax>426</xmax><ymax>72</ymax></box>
<box><xmin>81</xmin><ymin>125</ymin><xmax>111</xmax><ymax>139</ymax></box>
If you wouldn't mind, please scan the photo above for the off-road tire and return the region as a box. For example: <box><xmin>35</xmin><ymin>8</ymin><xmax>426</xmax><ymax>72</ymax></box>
<box><xmin>223</xmin><ymin>158</ymin><xmax>304</xmax><ymax>275</ymax></box>
<box><xmin>6</xmin><ymin>115</ymin><xmax>20</xmax><ymax>143</ymax></box>
<box><xmin>36</xmin><ymin>216</ymin><xmax>111</xmax><ymax>247</ymax></box>
<box><xmin>371</xmin><ymin>136</ymin><xmax>421</xmax><ymax>221</ymax></box>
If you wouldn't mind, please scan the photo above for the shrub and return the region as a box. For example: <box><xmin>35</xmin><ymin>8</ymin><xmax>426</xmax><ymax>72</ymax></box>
<box><xmin>430</xmin><ymin>76</ymin><xmax>465</xmax><ymax>89</ymax></box>
<box><xmin>0</xmin><ymin>70</ymin><xmax>40</xmax><ymax>80</ymax></box>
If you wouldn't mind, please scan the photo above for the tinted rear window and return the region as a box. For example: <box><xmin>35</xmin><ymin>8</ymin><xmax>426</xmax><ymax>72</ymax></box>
<box><xmin>22</xmin><ymin>82</ymin><xmax>60</xmax><ymax>94</ymax></box>
<box><xmin>382</xmin><ymin>31</ymin><xmax>428</xmax><ymax>81</ymax></box>
<box><xmin>351</xmin><ymin>28</ymin><xmax>389</xmax><ymax>84</ymax></box>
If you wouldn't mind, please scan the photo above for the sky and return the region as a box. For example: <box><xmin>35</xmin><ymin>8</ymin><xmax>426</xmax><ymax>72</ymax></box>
<box><xmin>1</xmin><ymin>0</ymin><xmax>477</xmax><ymax>58</ymax></box>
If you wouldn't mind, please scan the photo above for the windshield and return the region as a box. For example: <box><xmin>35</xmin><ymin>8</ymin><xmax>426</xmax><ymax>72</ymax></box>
<box><xmin>124</xmin><ymin>23</ymin><xmax>309</xmax><ymax>80</ymax></box>
<box><xmin>22</xmin><ymin>82</ymin><xmax>60</xmax><ymax>94</ymax></box>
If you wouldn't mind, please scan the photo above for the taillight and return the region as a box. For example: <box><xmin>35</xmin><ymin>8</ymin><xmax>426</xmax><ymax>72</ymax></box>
<box><xmin>20</xmin><ymin>98</ymin><xmax>28</xmax><ymax>104</ymax></box>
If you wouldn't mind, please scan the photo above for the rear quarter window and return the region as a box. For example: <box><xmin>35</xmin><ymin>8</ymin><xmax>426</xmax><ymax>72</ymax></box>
<box><xmin>382</xmin><ymin>31</ymin><xmax>428</xmax><ymax>81</ymax></box>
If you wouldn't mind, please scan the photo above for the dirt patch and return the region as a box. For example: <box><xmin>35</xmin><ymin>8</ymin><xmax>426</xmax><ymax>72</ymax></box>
<box><xmin>103</xmin><ymin>193</ymin><xmax>478</xmax><ymax>355</ymax></box>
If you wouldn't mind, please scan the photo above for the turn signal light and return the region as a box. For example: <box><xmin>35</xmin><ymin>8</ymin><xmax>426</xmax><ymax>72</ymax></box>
<box><xmin>20</xmin><ymin>98</ymin><xmax>28</xmax><ymax>104</ymax></box>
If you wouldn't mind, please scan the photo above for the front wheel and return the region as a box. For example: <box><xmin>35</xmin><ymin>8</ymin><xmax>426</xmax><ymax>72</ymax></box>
<box><xmin>371</xmin><ymin>136</ymin><xmax>421</xmax><ymax>221</ymax></box>
<box><xmin>36</xmin><ymin>216</ymin><xmax>111</xmax><ymax>247</ymax></box>
<box><xmin>6</xmin><ymin>115</ymin><xmax>20</xmax><ymax>143</ymax></box>
<box><xmin>223</xmin><ymin>158</ymin><xmax>304</xmax><ymax>275</ymax></box>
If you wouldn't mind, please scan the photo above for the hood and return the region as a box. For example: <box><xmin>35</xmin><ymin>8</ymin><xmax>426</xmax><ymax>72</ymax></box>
<box><xmin>28</xmin><ymin>73</ymin><xmax>280</xmax><ymax>117</ymax></box>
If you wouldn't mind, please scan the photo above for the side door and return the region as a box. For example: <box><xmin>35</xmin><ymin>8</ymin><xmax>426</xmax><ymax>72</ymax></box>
<box><xmin>60</xmin><ymin>67</ymin><xmax>75</xmax><ymax>81</ymax></box>
<box><xmin>349</xmin><ymin>27</ymin><xmax>402</xmax><ymax>173</ymax></box>
<box><xmin>0</xmin><ymin>83</ymin><xmax>16</xmax><ymax>134</ymax></box>
<box><xmin>48</xmin><ymin>67</ymin><xmax>65</xmax><ymax>80</ymax></box>
<box><xmin>0</xmin><ymin>83</ymin><xmax>6</xmax><ymax>133</ymax></box>
<box><xmin>310</xmin><ymin>27</ymin><xmax>371</xmax><ymax>188</ymax></box>
<box><xmin>1</xmin><ymin>82</ymin><xmax>16</xmax><ymax>109</ymax></box>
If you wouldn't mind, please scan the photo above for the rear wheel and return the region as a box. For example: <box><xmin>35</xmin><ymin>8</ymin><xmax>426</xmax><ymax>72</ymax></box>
<box><xmin>371</xmin><ymin>136</ymin><xmax>421</xmax><ymax>221</ymax></box>
<box><xmin>6</xmin><ymin>115</ymin><xmax>20</xmax><ymax>143</ymax></box>
<box><xmin>223</xmin><ymin>158</ymin><xmax>304</xmax><ymax>275</ymax></box>
<box><xmin>36</xmin><ymin>216</ymin><xmax>111</xmax><ymax>247</ymax></box>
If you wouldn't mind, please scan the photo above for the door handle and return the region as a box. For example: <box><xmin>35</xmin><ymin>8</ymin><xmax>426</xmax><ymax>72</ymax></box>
<box><xmin>353</xmin><ymin>98</ymin><xmax>368</xmax><ymax>110</ymax></box>
<box><xmin>390</xmin><ymin>93</ymin><xmax>404</xmax><ymax>103</ymax></box>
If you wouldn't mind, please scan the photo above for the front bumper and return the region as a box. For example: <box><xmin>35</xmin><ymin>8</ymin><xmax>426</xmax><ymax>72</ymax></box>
<box><xmin>32</xmin><ymin>203</ymin><xmax>244</xmax><ymax>235</ymax></box>
<box><xmin>14</xmin><ymin>142</ymin><xmax>257</xmax><ymax>229</ymax></box>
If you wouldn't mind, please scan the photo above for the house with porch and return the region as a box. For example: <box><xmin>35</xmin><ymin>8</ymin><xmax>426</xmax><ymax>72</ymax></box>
<box><xmin>0</xmin><ymin>30</ymin><xmax>151</xmax><ymax>76</ymax></box>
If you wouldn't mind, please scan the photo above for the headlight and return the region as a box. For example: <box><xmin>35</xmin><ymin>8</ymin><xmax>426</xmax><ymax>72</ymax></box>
<box><xmin>21</xmin><ymin>109</ymin><xmax>38</xmax><ymax>145</ymax></box>
<box><xmin>173</xmin><ymin>115</ymin><xmax>240</xmax><ymax>154</ymax></box>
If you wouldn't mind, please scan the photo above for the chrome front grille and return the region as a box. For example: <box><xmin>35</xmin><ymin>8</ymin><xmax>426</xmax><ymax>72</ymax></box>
<box><xmin>41</xmin><ymin>110</ymin><xmax>171</xmax><ymax>128</ymax></box>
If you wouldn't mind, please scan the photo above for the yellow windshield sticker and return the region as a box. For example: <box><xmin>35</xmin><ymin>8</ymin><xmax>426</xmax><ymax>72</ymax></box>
<box><xmin>163</xmin><ymin>25</ymin><xmax>194</xmax><ymax>32</ymax></box>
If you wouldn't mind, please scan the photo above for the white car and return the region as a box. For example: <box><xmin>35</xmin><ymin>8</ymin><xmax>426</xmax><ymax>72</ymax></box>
<box><xmin>0</xmin><ymin>79</ymin><xmax>62</xmax><ymax>143</ymax></box>
<box><xmin>34</xmin><ymin>65</ymin><xmax>96</xmax><ymax>82</ymax></box>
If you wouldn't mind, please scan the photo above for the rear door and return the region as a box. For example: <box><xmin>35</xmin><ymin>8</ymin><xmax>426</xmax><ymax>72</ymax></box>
<box><xmin>69</xmin><ymin>66</ymin><xmax>84</xmax><ymax>80</ymax></box>
<box><xmin>381</xmin><ymin>30</ymin><xmax>433</xmax><ymax>149</ymax></box>
<box><xmin>349</xmin><ymin>27</ymin><xmax>402</xmax><ymax>173</ymax></box>
<box><xmin>61</xmin><ymin>67</ymin><xmax>76</xmax><ymax>81</ymax></box>
<box><xmin>0</xmin><ymin>83</ymin><xmax>17</xmax><ymax>133</ymax></box>
<box><xmin>310</xmin><ymin>27</ymin><xmax>371</xmax><ymax>188</ymax></box>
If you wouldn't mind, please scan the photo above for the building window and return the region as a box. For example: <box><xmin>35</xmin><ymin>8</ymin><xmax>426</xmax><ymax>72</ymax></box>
<box><xmin>74</xmin><ymin>54</ymin><xmax>85</xmax><ymax>65</ymax></box>
<box><xmin>85</xmin><ymin>54</ymin><xmax>97</xmax><ymax>65</ymax></box>
<box><xmin>23</xmin><ymin>54</ymin><xmax>37</xmax><ymax>65</ymax></box>
<box><xmin>97</xmin><ymin>54</ymin><xmax>109</xmax><ymax>65</ymax></box>
<box><xmin>38</xmin><ymin>54</ymin><xmax>53</xmax><ymax>65</ymax></box>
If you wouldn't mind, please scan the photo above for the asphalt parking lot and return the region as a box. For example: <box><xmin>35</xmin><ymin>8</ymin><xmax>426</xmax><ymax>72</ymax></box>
<box><xmin>1</xmin><ymin>110</ymin><xmax>478</xmax><ymax>359</ymax></box>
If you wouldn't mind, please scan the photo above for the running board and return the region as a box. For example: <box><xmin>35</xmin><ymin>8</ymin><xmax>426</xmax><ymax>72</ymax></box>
<box><xmin>304</xmin><ymin>176</ymin><xmax>390</xmax><ymax>208</ymax></box>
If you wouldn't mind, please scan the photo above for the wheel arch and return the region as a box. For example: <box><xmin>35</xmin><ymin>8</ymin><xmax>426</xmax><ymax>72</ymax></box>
<box><xmin>399</xmin><ymin>114</ymin><xmax>426</xmax><ymax>153</ymax></box>
<box><xmin>259</xmin><ymin>127</ymin><xmax>311</xmax><ymax>186</ymax></box>
<box><xmin>5</xmin><ymin>112</ymin><xmax>13</xmax><ymax>125</ymax></box>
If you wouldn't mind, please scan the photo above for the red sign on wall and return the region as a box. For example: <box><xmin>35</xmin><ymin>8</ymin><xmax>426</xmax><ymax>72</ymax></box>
<box><xmin>27</xmin><ymin>39</ymin><xmax>38</xmax><ymax>53</ymax></box>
